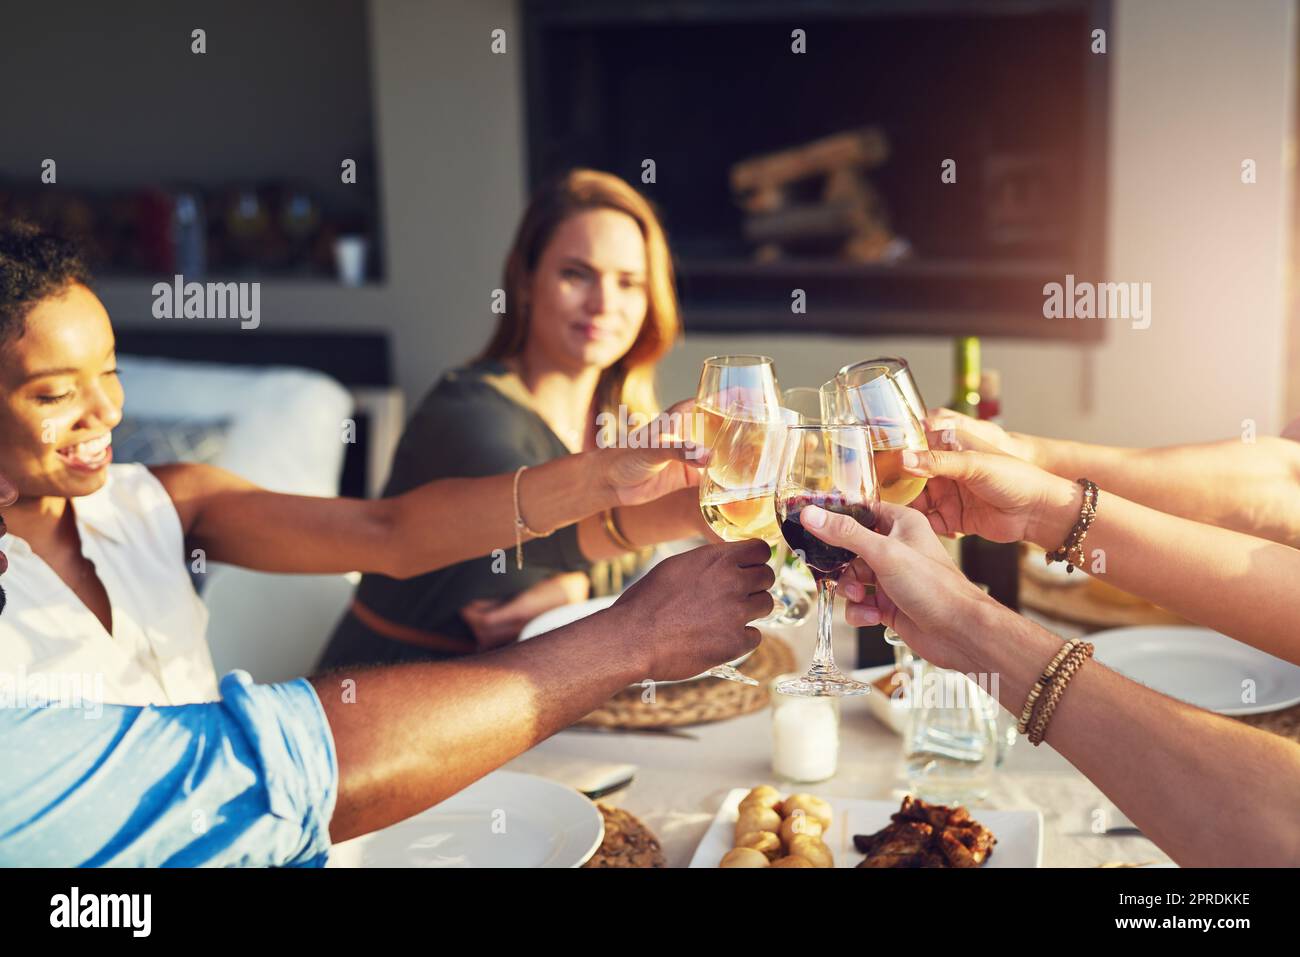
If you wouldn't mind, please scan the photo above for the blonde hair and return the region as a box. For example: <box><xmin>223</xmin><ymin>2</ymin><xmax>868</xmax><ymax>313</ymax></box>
<box><xmin>480</xmin><ymin>169</ymin><xmax>680</xmax><ymax>442</ymax></box>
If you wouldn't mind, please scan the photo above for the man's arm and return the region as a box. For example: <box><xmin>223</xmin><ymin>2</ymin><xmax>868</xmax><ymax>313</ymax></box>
<box><xmin>0</xmin><ymin>541</ymin><xmax>771</xmax><ymax>864</ymax></box>
<box><xmin>314</xmin><ymin>540</ymin><xmax>772</xmax><ymax>842</ymax></box>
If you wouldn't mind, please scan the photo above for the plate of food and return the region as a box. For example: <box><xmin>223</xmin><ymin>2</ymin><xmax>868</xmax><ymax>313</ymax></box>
<box><xmin>327</xmin><ymin>770</ymin><xmax>605</xmax><ymax>868</ymax></box>
<box><xmin>689</xmin><ymin>787</ymin><xmax>1042</xmax><ymax>868</ymax></box>
<box><xmin>1089</xmin><ymin>625</ymin><xmax>1300</xmax><ymax>715</ymax></box>
<box><xmin>520</xmin><ymin>595</ymin><xmax>755</xmax><ymax>684</ymax></box>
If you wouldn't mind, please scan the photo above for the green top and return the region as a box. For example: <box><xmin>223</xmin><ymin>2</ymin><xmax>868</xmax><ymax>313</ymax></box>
<box><xmin>317</xmin><ymin>359</ymin><xmax>642</xmax><ymax>667</ymax></box>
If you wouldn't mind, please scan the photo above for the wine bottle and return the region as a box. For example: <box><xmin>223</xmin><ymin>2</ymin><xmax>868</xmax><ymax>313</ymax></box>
<box><xmin>956</xmin><ymin>352</ymin><xmax>1020</xmax><ymax>610</ymax></box>
<box><xmin>950</xmin><ymin>336</ymin><xmax>982</xmax><ymax>417</ymax></box>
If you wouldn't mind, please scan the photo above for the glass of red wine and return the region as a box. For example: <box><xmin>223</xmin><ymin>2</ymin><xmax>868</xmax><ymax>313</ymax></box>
<box><xmin>775</xmin><ymin>424</ymin><xmax>879</xmax><ymax>697</ymax></box>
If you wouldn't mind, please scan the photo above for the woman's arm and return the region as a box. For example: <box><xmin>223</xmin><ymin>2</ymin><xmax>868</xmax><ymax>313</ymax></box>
<box><xmin>151</xmin><ymin>438</ymin><xmax>703</xmax><ymax>578</ymax></box>
<box><xmin>575</xmin><ymin>487</ymin><xmax>719</xmax><ymax>560</ymax></box>
<box><xmin>800</xmin><ymin>503</ymin><xmax>1300</xmax><ymax>867</ymax></box>
<box><xmin>908</xmin><ymin>448</ymin><xmax>1300</xmax><ymax>665</ymax></box>
<box><xmin>929</xmin><ymin>409</ymin><xmax>1300</xmax><ymax>547</ymax></box>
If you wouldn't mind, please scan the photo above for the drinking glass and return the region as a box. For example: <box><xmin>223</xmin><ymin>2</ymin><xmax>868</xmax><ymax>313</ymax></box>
<box><xmin>774</xmin><ymin>425</ymin><xmax>879</xmax><ymax>696</ymax></box>
<box><xmin>694</xmin><ymin>355</ymin><xmax>781</xmax><ymax>446</ymax></box>
<box><xmin>697</xmin><ymin>405</ymin><xmax>791</xmax><ymax>684</ymax></box>
<box><xmin>838</xmin><ymin>356</ymin><xmax>929</xmax><ymax>424</ymax></box>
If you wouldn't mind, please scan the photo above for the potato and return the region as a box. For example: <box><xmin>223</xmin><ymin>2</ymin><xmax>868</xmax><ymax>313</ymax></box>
<box><xmin>779</xmin><ymin>811</ymin><xmax>824</xmax><ymax>850</ymax></box>
<box><xmin>720</xmin><ymin>847</ymin><xmax>770</xmax><ymax>868</ymax></box>
<box><xmin>769</xmin><ymin>855</ymin><xmax>816</xmax><ymax>868</ymax></box>
<box><xmin>734</xmin><ymin>806</ymin><xmax>782</xmax><ymax>841</ymax></box>
<box><xmin>779</xmin><ymin>794</ymin><xmax>834</xmax><ymax>831</ymax></box>
<box><xmin>735</xmin><ymin>830</ymin><xmax>782</xmax><ymax>861</ymax></box>
<box><xmin>788</xmin><ymin>834</ymin><xmax>834</xmax><ymax>869</ymax></box>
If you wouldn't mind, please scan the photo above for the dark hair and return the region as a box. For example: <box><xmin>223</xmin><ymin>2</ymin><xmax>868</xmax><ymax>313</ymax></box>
<box><xmin>0</xmin><ymin>221</ymin><xmax>92</xmax><ymax>345</ymax></box>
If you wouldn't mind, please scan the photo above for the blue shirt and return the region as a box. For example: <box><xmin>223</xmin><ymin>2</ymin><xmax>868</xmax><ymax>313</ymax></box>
<box><xmin>0</xmin><ymin>671</ymin><xmax>338</xmax><ymax>867</ymax></box>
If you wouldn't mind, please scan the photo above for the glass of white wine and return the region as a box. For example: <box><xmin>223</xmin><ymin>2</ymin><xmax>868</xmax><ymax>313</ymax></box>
<box><xmin>837</xmin><ymin>361</ymin><xmax>930</xmax><ymax>650</ymax></box>
<box><xmin>694</xmin><ymin>355</ymin><xmax>782</xmax><ymax>446</ymax></box>
<box><xmin>697</xmin><ymin>404</ymin><xmax>792</xmax><ymax>685</ymax></box>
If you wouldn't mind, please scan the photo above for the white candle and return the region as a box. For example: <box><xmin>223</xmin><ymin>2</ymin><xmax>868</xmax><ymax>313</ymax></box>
<box><xmin>772</xmin><ymin>694</ymin><xmax>840</xmax><ymax>782</ymax></box>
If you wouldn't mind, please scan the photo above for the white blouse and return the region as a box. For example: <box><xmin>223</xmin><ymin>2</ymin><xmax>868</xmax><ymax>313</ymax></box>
<box><xmin>0</xmin><ymin>463</ymin><xmax>219</xmax><ymax>706</ymax></box>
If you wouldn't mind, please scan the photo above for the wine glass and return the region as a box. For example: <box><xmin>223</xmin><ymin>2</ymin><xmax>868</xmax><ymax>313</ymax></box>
<box><xmin>698</xmin><ymin>404</ymin><xmax>792</xmax><ymax>685</ymax></box>
<box><xmin>694</xmin><ymin>355</ymin><xmax>782</xmax><ymax>447</ymax></box>
<box><xmin>774</xmin><ymin>424</ymin><xmax>879</xmax><ymax>696</ymax></box>
<box><xmin>836</xmin><ymin>364</ymin><xmax>930</xmax><ymax>508</ymax></box>
<box><xmin>837</xmin><ymin>362</ymin><xmax>930</xmax><ymax>650</ymax></box>
<box><xmin>838</xmin><ymin>356</ymin><xmax>929</xmax><ymax>425</ymax></box>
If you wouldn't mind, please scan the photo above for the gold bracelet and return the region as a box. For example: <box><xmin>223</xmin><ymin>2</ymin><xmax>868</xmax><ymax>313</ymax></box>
<box><xmin>1028</xmin><ymin>641</ymin><xmax>1095</xmax><ymax>746</ymax></box>
<box><xmin>600</xmin><ymin>508</ymin><xmax>638</xmax><ymax>552</ymax></box>
<box><xmin>512</xmin><ymin>465</ymin><xmax>554</xmax><ymax>571</ymax></box>
<box><xmin>1017</xmin><ymin>640</ymin><xmax>1080</xmax><ymax>735</ymax></box>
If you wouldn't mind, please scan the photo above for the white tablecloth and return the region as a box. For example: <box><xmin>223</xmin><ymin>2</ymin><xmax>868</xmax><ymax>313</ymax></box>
<box><xmin>502</xmin><ymin>613</ymin><xmax>1174</xmax><ymax>868</ymax></box>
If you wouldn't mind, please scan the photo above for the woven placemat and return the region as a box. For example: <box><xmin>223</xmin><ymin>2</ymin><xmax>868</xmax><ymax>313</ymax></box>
<box><xmin>582</xmin><ymin>804</ymin><xmax>666</xmax><ymax>868</ymax></box>
<box><xmin>577</xmin><ymin>635</ymin><xmax>796</xmax><ymax>729</ymax></box>
<box><xmin>1235</xmin><ymin>704</ymin><xmax>1300</xmax><ymax>744</ymax></box>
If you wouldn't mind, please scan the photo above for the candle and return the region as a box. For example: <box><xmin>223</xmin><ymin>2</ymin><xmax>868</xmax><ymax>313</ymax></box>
<box><xmin>771</xmin><ymin>679</ymin><xmax>840</xmax><ymax>782</ymax></box>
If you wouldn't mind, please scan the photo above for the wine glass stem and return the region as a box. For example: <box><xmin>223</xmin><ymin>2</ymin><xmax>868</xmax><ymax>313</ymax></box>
<box><xmin>812</xmin><ymin>576</ymin><xmax>839</xmax><ymax>674</ymax></box>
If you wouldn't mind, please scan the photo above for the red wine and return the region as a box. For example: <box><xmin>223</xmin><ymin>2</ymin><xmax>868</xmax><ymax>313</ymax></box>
<box><xmin>780</xmin><ymin>494</ymin><xmax>877</xmax><ymax>580</ymax></box>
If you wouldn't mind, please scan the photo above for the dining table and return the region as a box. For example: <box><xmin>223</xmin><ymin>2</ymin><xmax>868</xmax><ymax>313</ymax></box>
<box><xmin>501</xmin><ymin>609</ymin><xmax>1177</xmax><ymax>868</ymax></box>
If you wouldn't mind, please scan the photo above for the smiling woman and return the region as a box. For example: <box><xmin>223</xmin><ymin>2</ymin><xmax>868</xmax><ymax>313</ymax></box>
<box><xmin>0</xmin><ymin>218</ymin><xmax>714</xmax><ymax>707</ymax></box>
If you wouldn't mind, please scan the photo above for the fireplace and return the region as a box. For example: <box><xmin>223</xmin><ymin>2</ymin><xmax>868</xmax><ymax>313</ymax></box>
<box><xmin>522</xmin><ymin>0</ymin><xmax>1110</xmax><ymax>340</ymax></box>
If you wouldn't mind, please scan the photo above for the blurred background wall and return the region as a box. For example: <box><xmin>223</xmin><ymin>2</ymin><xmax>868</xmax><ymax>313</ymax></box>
<box><xmin>3</xmin><ymin>0</ymin><xmax>1295</xmax><ymax>447</ymax></box>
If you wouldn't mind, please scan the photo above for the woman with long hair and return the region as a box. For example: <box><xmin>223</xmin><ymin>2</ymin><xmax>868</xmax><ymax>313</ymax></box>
<box><xmin>317</xmin><ymin>169</ymin><xmax>712</xmax><ymax>667</ymax></box>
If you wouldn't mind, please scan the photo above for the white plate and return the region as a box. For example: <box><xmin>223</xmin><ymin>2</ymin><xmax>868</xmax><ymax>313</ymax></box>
<box><xmin>689</xmin><ymin>788</ymin><xmax>1043</xmax><ymax>868</ymax></box>
<box><xmin>327</xmin><ymin>770</ymin><xmax>604</xmax><ymax>868</ymax></box>
<box><xmin>519</xmin><ymin>595</ymin><xmax>754</xmax><ymax>685</ymax></box>
<box><xmin>1089</xmin><ymin>626</ymin><xmax>1300</xmax><ymax>716</ymax></box>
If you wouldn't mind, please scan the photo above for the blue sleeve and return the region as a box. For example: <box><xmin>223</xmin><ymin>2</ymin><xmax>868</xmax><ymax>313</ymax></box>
<box><xmin>0</xmin><ymin>671</ymin><xmax>339</xmax><ymax>867</ymax></box>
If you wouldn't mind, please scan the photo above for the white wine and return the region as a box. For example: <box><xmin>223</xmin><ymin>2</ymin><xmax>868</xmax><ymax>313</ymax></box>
<box><xmin>700</xmin><ymin>486</ymin><xmax>781</xmax><ymax>544</ymax></box>
<box><xmin>873</xmin><ymin>444</ymin><xmax>927</xmax><ymax>506</ymax></box>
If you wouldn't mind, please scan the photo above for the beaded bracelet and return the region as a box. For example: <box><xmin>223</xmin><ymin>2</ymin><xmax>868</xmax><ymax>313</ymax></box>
<box><xmin>1017</xmin><ymin>639</ymin><xmax>1080</xmax><ymax>735</ymax></box>
<box><xmin>1045</xmin><ymin>479</ymin><xmax>1099</xmax><ymax>573</ymax></box>
<box><xmin>1028</xmin><ymin>641</ymin><xmax>1095</xmax><ymax>746</ymax></box>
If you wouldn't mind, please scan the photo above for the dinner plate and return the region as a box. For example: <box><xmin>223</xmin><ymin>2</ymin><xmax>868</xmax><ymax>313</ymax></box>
<box><xmin>1088</xmin><ymin>626</ymin><xmax>1300</xmax><ymax>716</ymax></box>
<box><xmin>519</xmin><ymin>595</ymin><xmax>755</xmax><ymax>684</ymax></box>
<box><xmin>689</xmin><ymin>788</ymin><xmax>1043</xmax><ymax>868</ymax></box>
<box><xmin>327</xmin><ymin>770</ymin><xmax>604</xmax><ymax>868</ymax></box>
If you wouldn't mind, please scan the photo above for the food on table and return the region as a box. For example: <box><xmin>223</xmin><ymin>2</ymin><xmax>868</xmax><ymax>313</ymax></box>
<box><xmin>720</xmin><ymin>847</ymin><xmax>771</xmax><ymax>868</ymax></box>
<box><xmin>737</xmin><ymin>784</ymin><xmax>783</xmax><ymax>812</ymax></box>
<box><xmin>779</xmin><ymin>793</ymin><xmax>834</xmax><ymax>831</ymax></box>
<box><xmin>734</xmin><ymin>805</ymin><xmax>782</xmax><ymax>840</ymax></box>
<box><xmin>779</xmin><ymin>812</ymin><xmax>824</xmax><ymax>849</ymax></box>
<box><xmin>853</xmin><ymin>796</ymin><xmax>997</xmax><ymax>868</ymax></box>
<box><xmin>788</xmin><ymin>834</ymin><xmax>834</xmax><ymax>868</ymax></box>
<box><xmin>871</xmin><ymin>669</ymin><xmax>906</xmax><ymax>698</ymax></box>
<box><xmin>736</xmin><ymin>830</ymin><xmax>783</xmax><ymax>861</ymax></box>
<box><xmin>720</xmin><ymin>787</ymin><xmax>835</xmax><ymax>868</ymax></box>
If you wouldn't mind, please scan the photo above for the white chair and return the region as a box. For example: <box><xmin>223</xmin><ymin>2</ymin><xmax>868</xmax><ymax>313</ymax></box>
<box><xmin>118</xmin><ymin>355</ymin><xmax>361</xmax><ymax>682</ymax></box>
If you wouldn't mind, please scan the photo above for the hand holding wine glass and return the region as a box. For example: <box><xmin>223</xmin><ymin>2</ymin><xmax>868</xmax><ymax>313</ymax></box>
<box><xmin>904</xmin><ymin>447</ymin><xmax>1080</xmax><ymax>548</ymax></box>
<box><xmin>774</xmin><ymin>424</ymin><xmax>879</xmax><ymax>696</ymax></box>
<box><xmin>837</xmin><ymin>363</ymin><xmax>931</xmax><ymax>507</ymax></box>
<box><xmin>795</xmin><ymin>500</ymin><xmax>1000</xmax><ymax>676</ymax></box>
